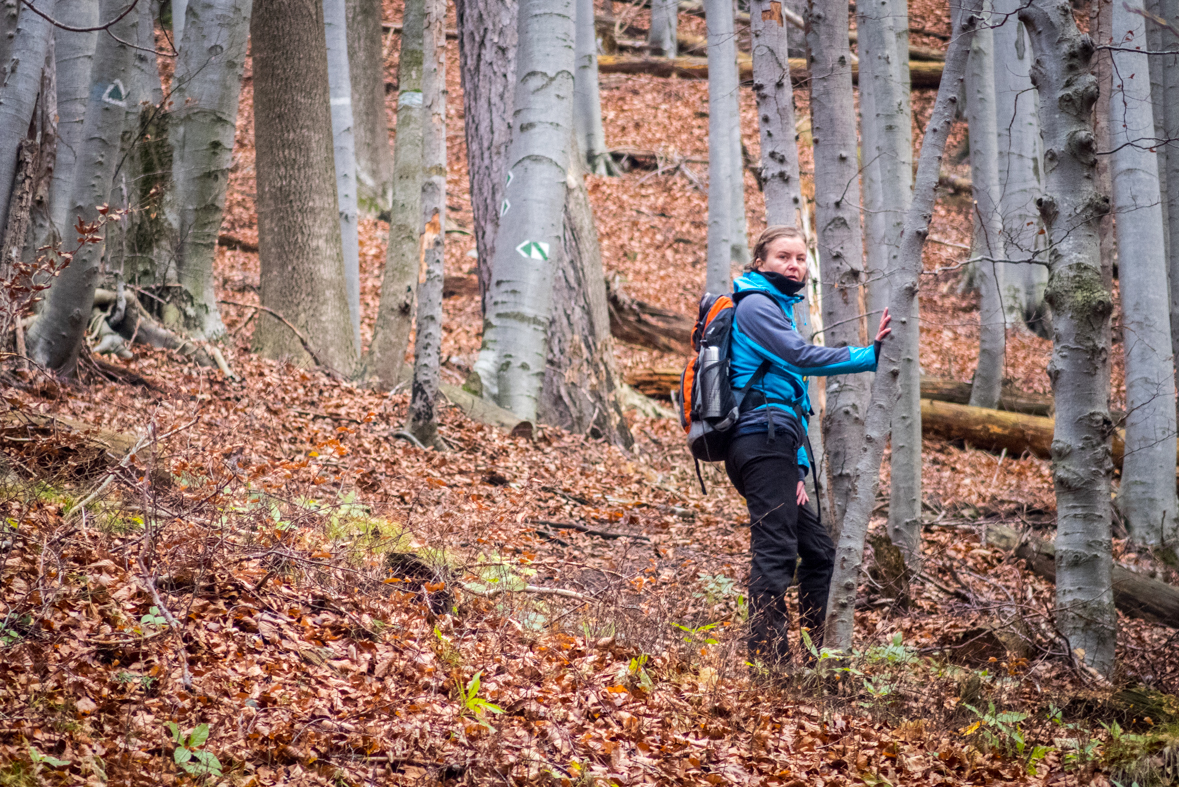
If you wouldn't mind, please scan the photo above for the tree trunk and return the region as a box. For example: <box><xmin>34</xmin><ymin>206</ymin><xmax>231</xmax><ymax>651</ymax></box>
<box><xmin>649</xmin><ymin>0</ymin><xmax>677</xmax><ymax>57</ymax></box>
<box><xmin>540</xmin><ymin>137</ymin><xmax>633</xmax><ymax>447</ymax></box>
<box><xmin>455</xmin><ymin>0</ymin><xmax>517</xmax><ymax>309</ymax></box>
<box><xmin>368</xmin><ymin>0</ymin><xmax>423</xmax><ymax>389</ymax></box>
<box><xmin>992</xmin><ymin>0</ymin><xmax>1046</xmax><ymax>329</ymax></box>
<box><xmin>346</xmin><ymin>0</ymin><xmax>394</xmax><ymax>212</ymax></box>
<box><xmin>471</xmin><ymin>0</ymin><xmax>576</xmax><ymax>420</ymax></box>
<box><xmin>574</xmin><ymin>0</ymin><xmax>610</xmax><ymax>175</ymax></box>
<box><xmin>25</xmin><ymin>0</ymin><xmax>132</xmax><ymax>376</ymax></box>
<box><xmin>703</xmin><ymin>0</ymin><xmax>738</xmax><ymax>294</ymax></box>
<box><xmin>169</xmin><ymin>0</ymin><xmax>251</xmax><ymax>339</ymax></box>
<box><xmin>1145</xmin><ymin>0</ymin><xmax>1169</xmax><ymax>259</ymax></box>
<box><xmin>0</xmin><ymin>0</ymin><xmax>55</xmax><ymax>243</ymax></box>
<box><xmin>324</xmin><ymin>0</ymin><xmax>362</xmax><ymax>351</ymax></box>
<box><xmin>858</xmin><ymin>0</ymin><xmax>918</xmax><ymax>560</ymax></box>
<box><xmin>173</xmin><ymin>0</ymin><xmax>189</xmax><ymax>51</ymax></box>
<box><xmin>1108</xmin><ymin>0</ymin><xmax>1178</xmax><ymax>549</ymax></box>
<box><xmin>1020</xmin><ymin>0</ymin><xmax>1117</xmax><ymax>678</ymax></box>
<box><xmin>823</xmin><ymin>0</ymin><xmax>980</xmax><ymax>653</ymax></box>
<box><xmin>807</xmin><ymin>0</ymin><xmax>871</xmax><ymax>532</ymax></box>
<box><xmin>406</xmin><ymin>0</ymin><xmax>446</xmax><ymax>448</ymax></box>
<box><xmin>986</xmin><ymin>524</ymin><xmax>1179</xmax><ymax>630</ymax></box>
<box><xmin>251</xmin><ymin>0</ymin><xmax>358</xmax><ymax>375</ymax></box>
<box><xmin>965</xmin><ymin>4</ymin><xmax>1007</xmax><ymax>411</ymax></box>
<box><xmin>0</xmin><ymin>0</ymin><xmax>18</xmax><ymax>73</ymax></box>
<box><xmin>1162</xmin><ymin>0</ymin><xmax>1179</xmax><ymax>406</ymax></box>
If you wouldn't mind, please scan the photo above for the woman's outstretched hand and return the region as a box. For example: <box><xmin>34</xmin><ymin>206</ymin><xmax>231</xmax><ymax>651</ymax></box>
<box><xmin>874</xmin><ymin>308</ymin><xmax>892</xmax><ymax>343</ymax></box>
<box><xmin>796</xmin><ymin>480</ymin><xmax>809</xmax><ymax>506</ymax></box>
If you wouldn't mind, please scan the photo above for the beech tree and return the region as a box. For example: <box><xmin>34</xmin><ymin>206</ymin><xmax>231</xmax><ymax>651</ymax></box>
<box><xmin>574</xmin><ymin>0</ymin><xmax>610</xmax><ymax>175</ymax></box>
<box><xmin>806</xmin><ymin>0</ymin><xmax>871</xmax><ymax>530</ymax></box>
<box><xmin>857</xmin><ymin>0</ymin><xmax>919</xmax><ymax>559</ymax></box>
<box><xmin>406</xmin><ymin>0</ymin><xmax>446</xmax><ymax>448</ymax></box>
<box><xmin>1108</xmin><ymin>0</ymin><xmax>1178</xmax><ymax>549</ymax></box>
<box><xmin>324</xmin><ymin>0</ymin><xmax>362</xmax><ymax>350</ymax></box>
<box><xmin>992</xmin><ymin>0</ymin><xmax>1046</xmax><ymax>329</ymax></box>
<box><xmin>251</xmin><ymin>0</ymin><xmax>357</xmax><ymax>374</ymax></box>
<box><xmin>368</xmin><ymin>0</ymin><xmax>423</xmax><ymax>388</ymax></box>
<box><xmin>703</xmin><ymin>0</ymin><xmax>738</xmax><ymax>294</ymax></box>
<box><xmin>824</xmin><ymin>0</ymin><xmax>982</xmax><ymax>652</ymax></box>
<box><xmin>26</xmin><ymin>0</ymin><xmax>132</xmax><ymax>375</ymax></box>
<box><xmin>455</xmin><ymin>0</ymin><xmax>516</xmax><ymax>306</ymax></box>
<box><xmin>648</xmin><ymin>0</ymin><xmax>677</xmax><ymax>57</ymax></box>
<box><xmin>964</xmin><ymin>3</ymin><xmax>1006</xmax><ymax>410</ymax></box>
<box><xmin>1021</xmin><ymin>0</ymin><xmax>1116</xmax><ymax>676</ymax></box>
<box><xmin>1163</xmin><ymin>0</ymin><xmax>1179</xmax><ymax>397</ymax></box>
<box><xmin>169</xmin><ymin>0</ymin><xmax>252</xmax><ymax>339</ymax></box>
<box><xmin>346</xmin><ymin>0</ymin><xmax>394</xmax><ymax>211</ymax></box>
<box><xmin>471</xmin><ymin>0</ymin><xmax>576</xmax><ymax>420</ymax></box>
<box><xmin>1145</xmin><ymin>0</ymin><xmax>1168</xmax><ymax>252</ymax></box>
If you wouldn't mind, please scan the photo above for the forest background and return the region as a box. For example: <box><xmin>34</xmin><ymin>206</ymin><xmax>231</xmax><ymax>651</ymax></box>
<box><xmin>1</xmin><ymin>0</ymin><xmax>1179</xmax><ymax>783</ymax></box>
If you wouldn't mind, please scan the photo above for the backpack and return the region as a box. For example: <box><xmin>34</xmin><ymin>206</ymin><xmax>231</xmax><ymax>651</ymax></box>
<box><xmin>675</xmin><ymin>292</ymin><xmax>769</xmax><ymax>491</ymax></box>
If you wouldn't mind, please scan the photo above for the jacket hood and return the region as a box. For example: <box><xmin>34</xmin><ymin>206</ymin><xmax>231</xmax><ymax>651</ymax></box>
<box><xmin>733</xmin><ymin>271</ymin><xmax>805</xmax><ymax>308</ymax></box>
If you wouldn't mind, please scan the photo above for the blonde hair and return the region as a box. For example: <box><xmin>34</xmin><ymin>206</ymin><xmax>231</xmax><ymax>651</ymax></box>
<box><xmin>748</xmin><ymin>226</ymin><xmax>806</xmax><ymax>273</ymax></box>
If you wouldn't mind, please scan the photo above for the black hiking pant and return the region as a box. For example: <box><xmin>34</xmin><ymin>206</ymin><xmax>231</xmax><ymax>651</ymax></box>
<box><xmin>725</xmin><ymin>431</ymin><xmax>835</xmax><ymax>665</ymax></box>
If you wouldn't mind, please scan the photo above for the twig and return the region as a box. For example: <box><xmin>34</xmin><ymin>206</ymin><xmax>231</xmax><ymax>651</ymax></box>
<box><xmin>917</xmin><ymin>571</ymin><xmax>973</xmax><ymax>602</ymax></box>
<box><xmin>65</xmin><ymin>433</ymin><xmax>150</xmax><ymax>519</ymax></box>
<box><xmin>528</xmin><ymin>519</ymin><xmax>651</xmax><ymax>542</ymax></box>
<box><xmin>459</xmin><ymin>581</ymin><xmax>598</xmax><ymax>605</ymax></box>
<box><xmin>135</xmin><ymin>554</ymin><xmax>193</xmax><ymax>690</ymax></box>
<box><xmin>392</xmin><ymin>430</ymin><xmax>426</xmax><ymax>450</ymax></box>
<box><xmin>217</xmin><ymin>299</ymin><xmax>331</xmax><ymax>371</ymax></box>
<box><xmin>20</xmin><ymin>0</ymin><xmax>139</xmax><ymax>32</ymax></box>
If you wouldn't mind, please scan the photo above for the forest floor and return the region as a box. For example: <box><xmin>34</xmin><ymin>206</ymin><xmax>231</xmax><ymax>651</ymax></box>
<box><xmin>3</xmin><ymin>0</ymin><xmax>1179</xmax><ymax>785</ymax></box>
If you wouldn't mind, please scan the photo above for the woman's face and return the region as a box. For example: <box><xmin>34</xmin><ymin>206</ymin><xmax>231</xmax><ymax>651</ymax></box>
<box><xmin>758</xmin><ymin>236</ymin><xmax>808</xmax><ymax>283</ymax></box>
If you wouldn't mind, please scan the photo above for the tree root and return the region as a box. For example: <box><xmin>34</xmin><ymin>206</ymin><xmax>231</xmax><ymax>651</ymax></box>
<box><xmin>92</xmin><ymin>289</ymin><xmax>230</xmax><ymax>373</ymax></box>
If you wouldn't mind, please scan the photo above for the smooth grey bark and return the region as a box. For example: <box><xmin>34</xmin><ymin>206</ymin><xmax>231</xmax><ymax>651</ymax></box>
<box><xmin>251</xmin><ymin>0</ymin><xmax>358</xmax><ymax>375</ymax></box>
<box><xmin>857</xmin><ymin>0</ymin><xmax>918</xmax><ymax>559</ymax></box>
<box><xmin>574</xmin><ymin>0</ymin><xmax>610</xmax><ymax>175</ymax></box>
<box><xmin>324</xmin><ymin>0</ymin><xmax>362</xmax><ymax>351</ymax></box>
<box><xmin>455</xmin><ymin>0</ymin><xmax>517</xmax><ymax>308</ymax></box>
<box><xmin>993</xmin><ymin>0</ymin><xmax>1047</xmax><ymax>328</ymax></box>
<box><xmin>1020</xmin><ymin>0</ymin><xmax>1116</xmax><ymax>677</ymax></box>
<box><xmin>173</xmin><ymin>0</ymin><xmax>188</xmax><ymax>50</ymax></box>
<box><xmin>169</xmin><ymin>0</ymin><xmax>251</xmax><ymax>338</ymax></box>
<box><xmin>0</xmin><ymin>0</ymin><xmax>18</xmax><ymax>72</ymax></box>
<box><xmin>26</xmin><ymin>0</ymin><xmax>132</xmax><ymax>376</ymax></box>
<box><xmin>2</xmin><ymin>34</ymin><xmax>53</xmax><ymax>283</ymax></box>
<box><xmin>824</xmin><ymin>0</ymin><xmax>980</xmax><ymax>652</ymax></box>
<box><xmin>807</xmin><ymin>0</ymin><xmax>871</xmax><ymax>531</ymax></box>
<box><xmin>0</xmin><ymin>0</ymin><xmax>55</xmax><ymax>244</ymax></box>
<box><xmin>471</xmin><ymin>0</ymin><xmax>576</xmax><ymax>420</ymax></box>
<box><xmin>406</xmin><ymin>0</ymin><xmax>446</xmax><ymax>448</ymax></box>
<box><xmin>346</xmin><ymin>0</ymin><xmax>394</xmax><ymax>212</ymax></box>
<box><xmin>965</xmin><ymin>7</ymin><xmax>1007</xmax><ymax>410</ymax></box>
<box><xmin>368</xmin><ymin>0</ymin><xmax>423</xmax><ymax>389</ymax></box>
<box><xmin>750</xmin><ymin>0</ymin><xmax>831</xmax><ymax>525</ymax></box>
<box><xmin>1145</xmin><ymin>0</ymin><xmax>1168</xmax><ymax>257</ymax></box>
<box><xmin>649</xmin><ymin>0</ymin><xmax>677</xmax><ymax>57</ymax></box>
<box><xmin>704</xmin><ymin>0</ymin><xmax>738</xmax><ymax>294</ymax></box>
<box><xmin>539</xmin><ymin>136</ymin><xmax>633</xmax><ymax>447</ymax></box>
<box><xmin>729</xmin><ymin>87</ymin><xmax>749</xmax><ymax>268</ymax></box>
<box><xmin>36</xmin><ymin>0</ymin><xmax>97</xmax><ymax>253</ymax></box>
<box><xmin>1162</xmin><ymin>0</ymin><xmax>1179</xmax><ymax>407</ymax></box>
<box><xmin>1108</xmin><ymin>0</ymin><xmax>1178</xmax><ymax>549</ymax></box>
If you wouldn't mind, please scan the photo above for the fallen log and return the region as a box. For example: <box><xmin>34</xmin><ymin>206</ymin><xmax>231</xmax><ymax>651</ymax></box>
<box><xmin>597</xmin><ymin>54</ymin><xmax>945</xmax><ymax>88</ymax></box>
<box><xmin>607</xmin><ymin>282</ymin><xmax>693</xmax><ymax>353</ymax></box>
<box><xmin>619</xmin><ymin>30</ymin><xmax>945</xmax><ymax>62</ymax></box>
<box><xmin>985</xmin><ymin>524</ymin><xmax>1179</xmax><ymax>629</ymax></box>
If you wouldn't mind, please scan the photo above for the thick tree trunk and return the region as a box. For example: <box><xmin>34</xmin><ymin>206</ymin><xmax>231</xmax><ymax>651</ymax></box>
<box><xmin>1145</xmin><ymin>0</ymin><xmax>1169</xmax><ymax>258</ymax></box>
<box><xmin>649</xmin><ymin>0</ymin><xmax>677</xmax><ymax>57</ymax></box>
<box><xmin>540</xmin><ymin>138</ymin><xmax>632</xmax><ymax>447</ymax></box>
<box><xmin>455</xmin><ymin>0</ymin><xmax>517</xmax><ymax>308</ymax></box>
<box><xmin>1020</xmin><ymin>0</ymin><xmax>1117</xmax><ymax>677</ymax></box>
<box><xmin>251</xmin><ymin>0</ymin><xmax>358</xmax><ymax>375</ymax></box>
<box><xmin>0</xmin><ymin>0</ymin><xmax>17</xmax><ymax>71</ymax></box>
<box><xmin>406</xmin><ymin>0</ymin><xmax>446</xmax><ymax>448</ymax></box>
<box><xmin>1162</xmin><ymin>0</ymin><xmax>1179</xmax><ymax>405</ymax></box>
<box><xmin>0</xmin><ymin>0</ymin><xmax>55</xmax><ymax>243</ymax></box>
<box><xmin>807</xmin><ymin>0</ymin><xmax>872</xmax><ymax>532</ymax></box>
<box><xmin>169</xmin><ymin>0</ymin><xmax>251</xmax><ymax>339</ymax></box>
<box><xmin>993</xmin><ymin>0</ymin><xmax>1047</xmax><ymax>329</ymax></box>
<box><xmin>574</xmin><ymin>0</ymin><xmax>610</xmax><ymax>175</ymax></box>
<box><xmin>1109</xmin><ymin>0</ymin><xmax>1178</xmax><ymax>549</ymax></box>
<box><xmin>368</xmin><ymin>0</ymin><xmax>423</xmax><ymax>388</ymax></box>
<box><xmin>26</xmin><ymin>0</ymin><xmax>132</xmax><ymax>376</ymax></box>
<box><xmin>174</xmin><ymin>0</ymin><xmax>188</xmax><ymax>50</ymax></box>
<box><xmin>346</xmin><ymin>0</ymin><xmax>394</xmax><ymax>212</ymax></box>
<box><xmin>858</xmin><ymin>0</ymin><xmax>918</xmax><ymax>560</ymax></box>
<box><xmin>823</xmin><ymin>1</ymin><xmax>979</xmax><ymax>652</ymax></box>
<box><xmin>703</xmin><ymin>0</ymin><xmax>738</xmax><ymax>294</ymax></box>
<box><xmin>965</xmin><ymin>5</ymin><xmax>1007</xmax><ymax>411</ymax></box>
<box><xmin>324</xmin><ymin>0</ymin><xmax>362</xmax><ymax>351</ymax></box>
<box><xmin>471</xmin><ymin>0</ymin><xmax>576</xmax><ymax>420</ymax></box>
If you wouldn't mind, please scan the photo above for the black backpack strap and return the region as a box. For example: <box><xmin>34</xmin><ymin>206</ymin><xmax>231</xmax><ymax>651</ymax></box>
<box><xmin>791</xmin><ymin>402</ymin><xmax>822</xmax><ymax>525</ymax></box>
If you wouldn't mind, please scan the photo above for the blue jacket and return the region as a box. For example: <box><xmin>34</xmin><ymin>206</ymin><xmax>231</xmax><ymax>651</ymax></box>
<box><xmin>729</xmin><ymin>271</ymin><xmax>878</xmax><ymax>476</ymax></box>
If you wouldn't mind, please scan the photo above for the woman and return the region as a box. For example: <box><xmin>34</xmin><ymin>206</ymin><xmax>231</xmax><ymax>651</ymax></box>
<box><xmin>727</xmin><ymin>225</ymin><xmax>891</xmax><ymax>667</ymax></box>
